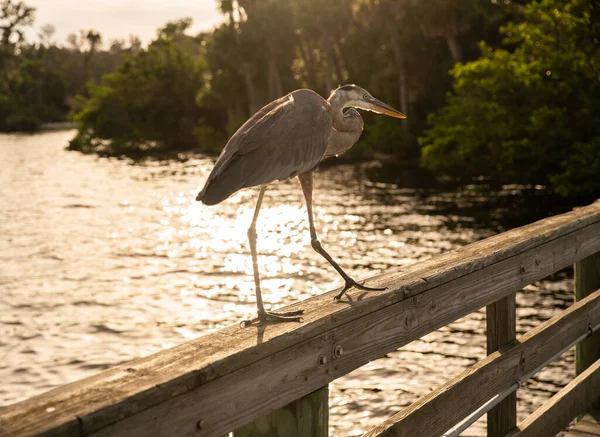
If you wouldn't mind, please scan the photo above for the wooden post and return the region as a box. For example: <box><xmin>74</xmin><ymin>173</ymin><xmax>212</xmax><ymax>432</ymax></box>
<box><xmin>575</xmin><ymin>252</ymin><xmax>600</xmax><ymax>408</ymax></box>
<box><xmin>233</xmin><ymin>386</ymin><xmax>329</xmax><ymax>437</ymax></box>
<box><xmin>486</xmin><ymin>293</ymin><xmax>517</xmax><ymax>437</ymax></box>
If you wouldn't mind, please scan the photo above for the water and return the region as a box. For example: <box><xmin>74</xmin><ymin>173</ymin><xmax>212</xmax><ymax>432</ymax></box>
<box><xmin>0</xmin><ymin>131</ymin><xmax>575</xmax><ymax>436</ymax></box>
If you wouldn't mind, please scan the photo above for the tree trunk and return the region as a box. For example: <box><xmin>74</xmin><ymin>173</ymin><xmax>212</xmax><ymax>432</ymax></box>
<box><xmin>331</xmin><ymin>42</ymin><xmax>345</xmax><ymax>85</ymax></box>
<box><xmin>299</xmin><ymin>37</ymin><xmax>317</xmax><ymax>89</ymax></box>
<box><xmin>267</xmin><ymin>53</ymin><xmax>283</xmax><ymax>100</ymax></box>
<box><xmin>320</xmin><ymin>28</ymin><xmax>335</xmax><ymax>94</ymax></box>
<box><xmin>333</xmin><ymin>42</ymin><xmax>348</xmax><ymax>84</ymax></box>
<box><xmin>446</xmin><ymin>34</ymin><xmax>463</xmax><ymax>64</ymax></box>
<box><xmin>324</xmin><ymin>50</ymin><xmax>333</xmax><ymax>95</ymax></box>
<box><xmin>226</xmin><ymin>101</ymin><xmax>245</xmax><ymax>127</ymax></box>
<box><xmin>387</xmin><ymin>24</ymin><xmax>410</xmax><ymax>145</ymax></box>
<box><xmin>266</xmin><ymin>39</ymin><xmax>283</xmax><ymax>100</ymax></box>
<box><xmin>241</xmin><ymin>63</ymin><xmax>259</xmax><ymax>115</ymax></box>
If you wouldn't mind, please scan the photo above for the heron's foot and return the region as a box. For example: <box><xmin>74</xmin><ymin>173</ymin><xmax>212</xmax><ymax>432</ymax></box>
<box><xmin>334</xmin><ymin>279</ymin><xmax>386</xmax><ymax>301</ymax></box>
<box><xmin>241</xmin><ymin>309</ymin><xmax>304</xmax><ymax>327</ymax></box>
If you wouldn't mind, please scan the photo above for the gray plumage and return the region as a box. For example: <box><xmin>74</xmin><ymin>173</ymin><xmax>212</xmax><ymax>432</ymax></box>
<box><xmin>324</xmin><ymin>108</ymin><xmax>363</xmax><ymax>157</ymax></box>
<box><xmin>196</xmin><ymin>84</ymin><xmax>405</xmax><ymax>324</ymax></box>
<box><xmin>197</xmin><ymin>85</ymin><xmax>404</xmax><ymax>205</ymax></box>
<box><xmin>198</xmin><ymin>89</ymin><xmax>331</xmax><ymax>205</ymax></box>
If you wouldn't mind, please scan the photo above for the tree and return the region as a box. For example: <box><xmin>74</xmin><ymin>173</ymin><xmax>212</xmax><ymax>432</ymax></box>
<box><xmin>66</xmin><ymin>32</ymin><xmax>83</xmax><ymax>51</ymax></box>
<box><xmin>410</xmin><ymin>0</ymin><xmax>480</xmax><ymax>64</ymax></box>
<box><xmin>217</xmin><ymin>0</ymin><xmax>297</xmax><ymax>102</ymax></box>
<box><xmin>85</xmin><ymin>30</ymin><xmax>101</xmax><ymax>52</ymax></box>
<box><xmin>0</xmin><ymin>0</ymin><xmax>35</xmax><ymax>85</ymax></box>
<box><xmin>0</xmin><ymin>0</ymin><xmax>34</xmax><ymax>46</ymax></box>
<box><xmin>0</xmin><ymin>1</ymin><xmax>69</xmax><ymax>131</ymax></box>
<box><xmin>69</xmin><ymin>20</ymin><xmax>208</xmax><ymax>155</ymax></box>
<box><xmin>83</xmin><ymin>30</ymin><xmax>101</xmax><ymax>68</ymax></box>
<box><xmin>292</xmin><ymin>0</ymin><xmax>352</xmax><ymax>95</ymax></box>
<box><xmin>202</xmin><ymin>23</ymin><xmax>252</xmax><ymax>123</ymax></box>
<box><xmin>37</xmin><ymin>23</ymin><xmax>54</xmax><ymax>47</ymax></box>
<box><xmin>373</xmin><ymin>0</ymin><xmax>414</xmax><ymax>142</ymax></box>
<box><xmin>420</xmin><ymin>0</ymin><xmax>600</xmax><ymax>198</ymax></box>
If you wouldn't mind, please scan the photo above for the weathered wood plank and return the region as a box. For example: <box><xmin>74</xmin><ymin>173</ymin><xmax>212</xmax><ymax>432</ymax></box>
<box><xmin>232</xmin><ymin>386</ymin><xmax>328</xmax><ymax>437</ymax></box>
<box><xmin>563</xmin><ymin>410</ymin><xmax>600</xmax><ymax>437</ymax></box>
<box><xmin>506</xmin><ymin>360</ymin><xmax>600</xmax><ymax>437</ymax></box>
<box><xmin>486</xmin><ymin>294</ymin><xmax>517</xmax><ymax>437</ymax></box>
<box><xmin>575</xmin><ymin>253</ymin><xmax>600</xmax><ymax>408</ymax></box>
<box><xmin>565</xmin><ymin>429</ymin><xmax>600</xmax><ymax>437</ymax></box>
<box><xmin>1</xmin><ymin>201</ymin><xmax>600</xmax><ymax>437</ymax></box>
<box><xmin>362</xmin><ymin>289</ymin><xmax>600</xmax><ymax>437</ymax></box>
<box><xmin>564</xmin><ymin>430</ymin><xmax>600</xmax><ymax>437</ymax></box>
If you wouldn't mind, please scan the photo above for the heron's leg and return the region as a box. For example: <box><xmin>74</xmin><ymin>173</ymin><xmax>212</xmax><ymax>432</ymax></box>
<box><xmin>244</xmin><ymin>185</ymin><xmax>304</xmax><ymax>325</ymax></box>
<box><xmin>298</xmin><ymin>172</ymin><xmax>385</xmax><ymax>301</ymax></box>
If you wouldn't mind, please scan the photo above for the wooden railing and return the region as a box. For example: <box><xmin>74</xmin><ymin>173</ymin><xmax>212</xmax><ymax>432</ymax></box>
<box><xmin>1</xmin><ymin>201</ymin><xmax>600</xmax><ymax>437</ymax></box>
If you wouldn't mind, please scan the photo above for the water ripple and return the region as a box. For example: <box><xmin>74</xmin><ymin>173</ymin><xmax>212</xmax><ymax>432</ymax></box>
<box><xmin>0</xmin><ymin>131</ymin><xmax>575</xmax><ymax>436</ymax></box>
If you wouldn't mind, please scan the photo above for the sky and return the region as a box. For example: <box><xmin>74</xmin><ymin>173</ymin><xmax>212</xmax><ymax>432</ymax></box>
<box><xmin>24</xmin><ymin>0</ymin><xmax>224</xmax><ymax>46</ymax></box>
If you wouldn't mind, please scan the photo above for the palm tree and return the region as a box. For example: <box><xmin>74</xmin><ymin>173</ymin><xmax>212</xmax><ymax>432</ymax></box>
<box><xmin>221</xmin><ymin>0</ymin><xmax>294</xmax><ymax>101</ymax></box>
<box><xmin>292</xmin><ymin>0</ymin><xmax>351</xmax><ymax>95</ymax></box>
<box><xmin>410</xmin><ymin>0</ymin><xmax>480</xmax><ymax>64</ymax></box>
<box><xmin>369</xmin><ymin>0</ymin><xmax>417</xmax><ymax>141</ymax></box>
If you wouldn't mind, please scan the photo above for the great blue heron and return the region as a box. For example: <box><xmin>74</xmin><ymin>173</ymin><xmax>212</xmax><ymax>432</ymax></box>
<box><xmin>197</xmin><ymin>84</ymin><xmax>406</xmax><ymax>324</ymax></box>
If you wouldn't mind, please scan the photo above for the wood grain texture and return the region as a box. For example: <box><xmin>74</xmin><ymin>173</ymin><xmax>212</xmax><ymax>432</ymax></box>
<box><xmin>576</xmin><ymin>254</ymin><xmax>600</xmax><ymax>382</ymax></box>
<box><xmin>1</xmin><ymin>201</ymin><xmax>600</xmax><ymax>437</ymax></box>
<box><xmin>486</xmin><ymin>294</ymin><xmax>517</xmax><ymax>437</ymax></box>
<box><xmin>232</xmin><ymin>386</ymin><xmax>328</xmax><ymax>437</ymax></box>
<box><xmin>363</xmin><ymin>289</ymin><xmax>600</xmax><ymax>437</ymax></box>
<box><xmin>564</xmin><ymin>410</ymin><xmax>600</xmax><ymax>436</ymax></box>
<box><xmin>506</xmin><ymin>360</ymin><xmax>600</xmax><ymax>437</ymax></box>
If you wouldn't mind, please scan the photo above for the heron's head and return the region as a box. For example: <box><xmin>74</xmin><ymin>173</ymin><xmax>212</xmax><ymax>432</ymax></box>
<box><xmin>329</xmin><ymin>84</ymin><xmax>406</xmax><ymax>119</ymax></box>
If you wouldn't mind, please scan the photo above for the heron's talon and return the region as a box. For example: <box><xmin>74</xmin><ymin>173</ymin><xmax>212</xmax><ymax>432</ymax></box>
<box><xmin>240</xmin><ymin>320</ymin><xmax>252</xmax><ymax>328</ymax></box>
<box><xmin>334</xmin><ymin>279</ymin><xmax>386</xmax><ymax>301</ymax></box>
<box><xmin>351</xmin><ymin>279</ymin><xmax>385</xmax><ymax>291</ymax></box>
<box><xmin>241</xmin><ymin>309</ymin><xmax>304</xmax><ymax>326</ymax></box>
<box><xmin>274</xmin><ymin>309</ymin><xmax>304</xmax><ymax>317</ymax></box>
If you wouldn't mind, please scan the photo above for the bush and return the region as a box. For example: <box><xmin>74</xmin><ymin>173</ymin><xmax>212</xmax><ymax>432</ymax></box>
<box><xmin>419</xmin><ymin>0</ymin><xmax>600</xmax><ymax>198</ymax></box>
<box><xmin>70</xmin><ymin>33</ymin><xmax>209</xmax><ymax>156</ymax></box>
<box><xmin>194</xmin><ymin>119</ymin><xmax>224</xmax><ymax>154</ymax></box>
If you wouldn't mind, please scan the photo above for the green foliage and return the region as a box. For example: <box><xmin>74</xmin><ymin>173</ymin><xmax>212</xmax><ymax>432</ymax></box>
<box><xmin>69</xmin><ymin>26</ymin><xmax>208</xmax><ymax>155</ymax></box>
<box><xmin>0</xmin><ymin>51</ymin><xmax>68</xmax><ymax>131</ymax></box>
<box><xmin>359</xmin><ymin>116</ymin><xmax>414</xmax><ymax>160</ymax></box>
<box><xmin>0</xmin><ymin>0</ymin><xmax>63</xmax><ymax>131</ymax></box>
<box><xmin>5</xmin><ymin>0</ymin><xmax>598</xmax><ymax>199</ymax></box>
<box><xmin>1</xmin><ymin>0</ymin><xmax>35</xmax><ymax>45</ymax></box>
<box><xmin>3</xmin><ymin>0</ymin><xmax>508</xmax><ymax>159</ymax></box>
<box><xmin>551</xmin><ymin>139</ymin><xmax>600</xmax><ymax>198</ymax></box>
<box><xmin>420</xmin><ymin>0</ymin><xmax>600</xmax><ymax>198</ymax></box>
<box><xmin>193</xmin><ymin>119</ymin><xmax>224</xmax><ymax>154</ymax></box>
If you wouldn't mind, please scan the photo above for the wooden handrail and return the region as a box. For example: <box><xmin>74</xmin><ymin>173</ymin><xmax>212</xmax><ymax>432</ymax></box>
<box><xmin>506</xmin><ymin>358</ymin><xmax>600</xmax><ymax>437</ymax></box>
<box><xmin>362</xmin><ymin>288</ymin><xmax>600</xmax><ymax>437</ymax></box>
<box><xmin>1</xmin><ymin>201</ymin><xmax>600</xmax><ymax>437</ymax></box>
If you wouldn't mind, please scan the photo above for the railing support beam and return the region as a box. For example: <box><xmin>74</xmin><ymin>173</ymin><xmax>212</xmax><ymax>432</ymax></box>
<box><xmin>233</xmin><ymin>385</ymin><xmax>329</xmax><ymax>437</ymax></box>
<box><xmin>575</xmin><ymin>252</ymin><xmax>600</xmax><ymax>408</ymax></box>
<box><xmin>486</xmin><ymin>293</ymin><xmax>517</xmax><ymax>436</ymax></box>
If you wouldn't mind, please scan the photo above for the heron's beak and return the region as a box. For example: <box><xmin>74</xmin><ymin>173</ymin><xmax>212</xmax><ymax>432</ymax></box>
<box><xmin>354</xmin><ymin>97</ymin><xmax>406</xmax><ymax>119</ymax></box>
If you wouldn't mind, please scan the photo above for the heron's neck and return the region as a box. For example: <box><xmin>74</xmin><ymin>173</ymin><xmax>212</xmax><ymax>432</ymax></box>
<box><xmin>325</xmin><ymin>94</ymin><xmax>364</xmax><ymax>157</ymax></box>
<box><xmin>328</xmin><ymin>95</ymin><xmax>364</xmax><ymax>133</ymax></box>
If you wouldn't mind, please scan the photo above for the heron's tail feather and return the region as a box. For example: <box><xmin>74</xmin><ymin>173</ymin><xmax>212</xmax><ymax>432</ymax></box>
<box><xmin>195</xmin><ymin>191</ymin><xmax>207</xmax><ymax>202</ymax></box>
<box><xmin>196</xmin><ymin>182</ymin><xmax>230</xmax><ymax>206</ymax></box>
<box><xmin>196</xmin><ymin>164</ymin><xmax>246</xmax><ymax>206</ymax></box>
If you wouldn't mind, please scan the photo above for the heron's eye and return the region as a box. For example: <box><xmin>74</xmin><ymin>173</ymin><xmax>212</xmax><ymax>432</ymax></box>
<box><xmin>363</xmin><ymin>94</ymin><xmax>369</xmax><ymax>99</ymax></box>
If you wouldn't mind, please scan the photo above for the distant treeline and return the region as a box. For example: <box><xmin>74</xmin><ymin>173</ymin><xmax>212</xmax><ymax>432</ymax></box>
<box><xmin>1</xmin><ymin>0</ymin><xmax>599</xmax><ymax>198</ymax></box>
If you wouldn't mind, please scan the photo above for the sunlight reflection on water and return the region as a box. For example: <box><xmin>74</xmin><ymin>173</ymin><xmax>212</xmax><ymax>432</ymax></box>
<box><xmin>0</xmin><ymin>131</ymin><xmax>576</xmax><ymax>436</ymax></box>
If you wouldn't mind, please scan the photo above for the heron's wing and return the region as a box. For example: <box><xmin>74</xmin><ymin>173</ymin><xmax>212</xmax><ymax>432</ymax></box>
<box><xmin>199</xmin><ymin>90</ymin><xmax>332</xmax><ymax>205</ymax></box>
<box><xmin>206</xmin><ymin>94</ymin><xmax>291</xmax><ymax>181</ymax></box>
